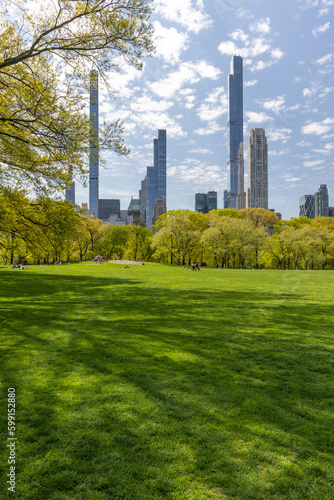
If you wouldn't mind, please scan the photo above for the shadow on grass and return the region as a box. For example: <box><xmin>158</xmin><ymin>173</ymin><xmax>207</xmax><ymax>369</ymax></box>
<box><xmin>0</xmin><ymin>270</ymin><xmax>334</xmax><ymax>499</ymax></box>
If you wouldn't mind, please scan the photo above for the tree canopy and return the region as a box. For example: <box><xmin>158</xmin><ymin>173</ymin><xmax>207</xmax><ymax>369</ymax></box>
<box><xmin>0</xmin><ymin>0</ymin><xmax>154</xmax><ymax>193</ymax></box>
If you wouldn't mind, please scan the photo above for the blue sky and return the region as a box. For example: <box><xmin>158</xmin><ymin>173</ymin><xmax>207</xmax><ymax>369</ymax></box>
<box><xmin>76</xmin><ymin>0</ymin><xmax>334</xmax><ymax>220</ymax></box>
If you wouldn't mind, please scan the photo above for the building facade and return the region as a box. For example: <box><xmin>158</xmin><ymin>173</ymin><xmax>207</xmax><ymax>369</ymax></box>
<box><xmin>65</xmin><ymin>179</ymin><xmax>75</xmax><ymax>205</ymax></box>
<box><xmin>145</xmin><ymin>130</ymin><xmax>167</xmax><ymax>228</ymax></box>
<box><xmin>139</xmin><ymin>176</ymin><xmax>147</xmax><ymax>224</ymax></box>
<box><xmin>151</xmin><ymin>196</ymin><xmax>167</xmax><ymax>227</ymax></box>
<box><xmin>89</xmin><ymin>70</ymin><xmax>99</xmax><ymax>218</ymax></box>
<box><xmin>246</xmin><ymin>128</ymin><xmax>268</xmax><ymax>209</ymax></box>
<box><xmin>314</xmin><ymin>184</ymin><xmax>329</xmax><ymax>217</ymax></box>
<box><xmin>195</xmin><ymin>191</ymin><xmax>217</xmax><ymax>213</ymax></box>
<box><xmin>227</xmin><ymin>56</ymin><xmax>244</xmax><ymax>209</ymax></box>
<box><xmin>195</xmin><ymin>193</ymin><xmax>208</xmax><ymax>213</ymax></box>
<box><xmin>98</xmin><ymin>199</ymin><xmax>120</xmax><ymax>220</ymax></box>
<box><xmin>299</xmin><ymin>194</ymin><xmax>315</xmax><ymax>219</ymax></box>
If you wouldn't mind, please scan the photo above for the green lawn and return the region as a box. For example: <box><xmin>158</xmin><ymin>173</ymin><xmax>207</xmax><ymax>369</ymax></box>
<box><xmin>1</xmin><ymin>263</ymin><xmax>334</xmax><ymax>499</ymax></box>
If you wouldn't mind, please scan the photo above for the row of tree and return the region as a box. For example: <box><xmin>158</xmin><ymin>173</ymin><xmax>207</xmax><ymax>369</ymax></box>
<box><xmin>1</xmin><ymin>192</ymin><xmax>334</xmax><ymax>270</ymax></box>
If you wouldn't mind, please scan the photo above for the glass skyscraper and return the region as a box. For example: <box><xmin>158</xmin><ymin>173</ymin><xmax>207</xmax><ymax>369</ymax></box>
<box><xmin>145</xmin><ymin>130</ymin><xmax>167</xmax><ymax>228</ymax></box>
<box><xmin>89</xmin><ymin>70</ymin><xmax>99</xmax><ymax>217</ymax></box>
<box><xmin>227</xmin><ymin>56</ymin><xmax>244</xmax><ymax>209</ymax></box>
<box><xmin>65</xmin><ymin>179</ymin><xmax>75</xmax><ymax>205</ymax></box>
<box><xmin>315</xmin><ymin>184</ymin><xmax>329</xmax><ymax>217</ymax></box>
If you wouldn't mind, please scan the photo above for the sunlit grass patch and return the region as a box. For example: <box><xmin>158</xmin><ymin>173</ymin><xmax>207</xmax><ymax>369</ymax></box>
<box><xmin>0</xmin><ymin>264</ymin><xmax>333</xmax><ymax>499</ymax></box>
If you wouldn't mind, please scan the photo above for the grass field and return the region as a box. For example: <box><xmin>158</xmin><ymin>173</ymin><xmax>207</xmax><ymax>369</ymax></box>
<box><xmin>1</xmin><ymin>263</ymin><xmax>334</xmax><ymax>499</ymax></box>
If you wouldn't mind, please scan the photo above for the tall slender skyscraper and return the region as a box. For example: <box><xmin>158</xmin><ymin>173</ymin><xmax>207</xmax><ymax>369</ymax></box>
<box><xmin>227</xmin><ymin>56</ymin><xmax>244</xmax><ymax>209</ymax></box>
<box><xmin>315</xmin><ymin>184</ymin><xmax>329</xmax><ymax>217</ymax></box>
<box><xmin>89</xmin><ymin>70</ymin><xmax>99</xmax><ymax>217</ymax></box>
<box><xmin>145</xmin><ymin>129</ymin><xmax>167</xmax><ymax>228</ymax></box>
<box><xmin>246</xmin><ymin>128</ymin><xmax>268</xmax><ymax>209</ymax></box>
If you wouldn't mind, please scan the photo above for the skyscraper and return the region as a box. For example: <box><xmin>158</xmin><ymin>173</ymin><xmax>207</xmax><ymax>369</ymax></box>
<box><xmin>195</xmin><ymin>193</ymin><xmax>208</xmax><ymax>213</ymax></box>
<box><xmin>89</xmin><ymin>70</ymin><xmax>99</xmax><ymax>217</ymax></box>
<box><xmin>246</xmin><ymin>128</ymin><xmax>268</xmax><ymax>209</ymax></box>
<box><xmin>195</xmin><ymin>191</ymin><xmax>217</xmax><ymax>213</ymax></box>
<box><xmin>315</xmin><ymin>184</ymin><xmax>329</xmax><ymax>217</ymax></box>
<box><xmin>98</xmin><ymin>199</ymin><xmax>120</xmax><ymax>220</ymax></box>
<box><xmin>227</xmin><ymin>56</ymin><xmax>244</xmax><ymax>209</ymax></box>
<box><xmin>145</xmin><ymin>130</ymin><xmax>167</xmax><ymax>228</ymax></box>
<box><xmin>207</xmin><ymin>191</ymin><xmax>218</xmax><ymax>211</ymax></box>
<box><xmin>299</xmin><ymin>194</ymin><xmax>315</xmax><ymax>218</ymax></box>
<box><xmin>65</xmin><ymin>176</ymin><xmax>75</xmax><ymax>205</ymax></box>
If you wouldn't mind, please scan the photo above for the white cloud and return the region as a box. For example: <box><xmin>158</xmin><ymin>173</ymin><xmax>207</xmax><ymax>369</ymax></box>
<box><xmin>197</xmin><ymin>87</ymin><xmax>228</xmax><ymax>122</ymax></box>
<box><xmin>168</xmin><ymin>162</ymin><xmax>225</xmax><ymax>187</ymax></box>
<box><xmin>250</xmin><ymin>18</ymin><xmax>271</xmax><ymax>34</ymax></box>
<box><xmin>303</xmin><ymin>159</ymin><xmax>325</xmax><ymax>167</ymax></box>
<box><xmin>297</xmin><ymin>140</ymin><xmax>313</xmax><ymax>147</ymax></box>
<box><xmin>149</xmin><ymin>61</ymin><xmax>221</xmax><ymax>99</ymax></box>
<box><xmin>318</xmin><ymin>8</ymin><xmax>330</xmax><ymax>15</ymax></box>
<box><xmin>218</xmin><ymin>36</ymin><xmax>271</xmax><ymax>59</ymax></box>
<box><xmin>178</xmin><ymin>88</ymin><xmax>197</xmax><ymax>109</ymax></box>
<box><xmin>130</xmin><ymin>96</ymin><xmax>173</xmax><ymax>113</ymax></box>
<box><xmin>315</xmin><ymin>53</ymin><xmax>333</xmax><ymax>64</ymax></box>
<box><xmin>283</xmin><ymin>175</ymin><xmax>302</xmax><ymax>182</ymax></box>
<box><xmin>302</xmin><ymin>118</ymin><xmax>334</xmax><ymax>135</ymax></box>
<box><xmin>194</xmin><ymin>123</ymin><xmax>223</xmax><ymax>135</ymax></box>
<box><xmin>261</xmin><ymin>95</ymin><xmax>286</xmax><ymax>114</ymax></box>
<box><xmin>312</xmin><ymin>21</ymin><xmax>330</xmax><ymax>37</ymax></box>
<box><xmin>152</xmin><ymin>22</ymin><xmax>189</xmax><ymax>65</ymax></box>
<box><xmin>245</xmin><ymin>111</ymin><xmax>273</xmax><ymax>124</ymax></box>
<box><xmin>154</xmin><ymin>0</ymin><xmax>212</xmax><ymax>34</ymax></box>
<box><xmin>218</xmin><ymin>21</ymin><xmax>284</xmax><ymax>73</ymax></box>
<box><xmin>189</xmin><ymin>148</ymin><xmax>212</xmax><ymax>154</ymax></box>
<box><xmin>105</xmin><ymin>62</ymin><xmax>142</xmax><ymax>98</ymax></box>
<box><xmin>245</xmin><ymin>80</ymin><xmax>258</xmax><ymax>87</ymax></box>
<box><xmin>266</xmin><ymin>128</ymin><xmax>293</xmax><ymax>143</ymax></box>
<box><xmin>312</xmin><ymin>143</ymin><xmax>334</xmax><ymax>154</ymax></box>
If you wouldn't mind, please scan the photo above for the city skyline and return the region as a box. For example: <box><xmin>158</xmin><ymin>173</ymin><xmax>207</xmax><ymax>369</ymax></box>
<box><xmin>74</xmin><ymin>0</ymin><xmax>334</xmax><ymax>220</ymax></box>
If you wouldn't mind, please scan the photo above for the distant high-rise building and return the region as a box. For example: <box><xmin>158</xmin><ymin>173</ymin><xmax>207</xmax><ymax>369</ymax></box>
<box><xmin>139</xmin><ymin>175</ymin><xmax>147</xmax><ymax>224</ymax></box>
<box><xmin>145</xmin><ymin>130</ymin><xmax>167</xmax><ymax>228</ymax></box>
<box><xmin>299</xmin><ymin>194</ymin><xmax>315</xmax><ymax>219</ymax></box>
<box><xmin>195</xmin><ymin>193</ymin><xmax>208</xmax><ymax>213</ymax></box>
<box><xmin>151</xmin><ymin>196</ymin><xmax>167</xmax><ymax>227</ymax></box>
<box><xmin>315</xmin><ymin>184</ymin><xmax>329</xmax><ymax>217</ymax></box>
<box><xmin>195</xmin><ymin>191</ymin><xmax>217</xmax><ymax>213</ymax></box>
<box><xmin>89</xmin><ymin>70</ymin><xmax>99</xmax><ymax>217</ymax></box>
<box><xmin>223</xmin><ymin>190</ymin><xmax>229</xmax><ymax>209</ymax></box>
<box><xmin>236</xmin><ymin>143</ymin><xmax>245</xmax><ymax>209</ymax></box>
<box><xmin>246</xmin><ymin>128</ymin><xmax>268</xmax><ymax>209</ymax></box>
<box><xmin>65</xmin><ymin>178</ymin><xmax>75</xmax><ymax>205</ymax></box>
<box><xmin>128</xmin><ymin>197</ymin><xmax>141</xmax><ymax>224</ymax></box>
<box><xmin>98</xmin><ymin>199</ymin><xmax>120</xmax><ymax>220</ymax></box>
<box><xmin>207</xmin><ymin>191</ymin><xmax>218</xmax><ymax>211</ymax></box>
<box><xmin>227</xmin><ymin>56</ymin><xmax>244</xmax><ymax>209</ymax></box>
<box><xmin>329</xmin><ymin>207</ymin><xmax>334</xmax><ymax>218</ymax></box>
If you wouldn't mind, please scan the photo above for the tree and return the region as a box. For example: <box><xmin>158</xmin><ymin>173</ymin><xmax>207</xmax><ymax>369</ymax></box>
<box><xmin>0</xmin><ymin>189</ymin><xmax>84</xmax><ymax>263</ymax></box>
<box><xmin>152</xmin><ymin>210</ymin><xmax>201</xmax><ymax>265</ymax></box>
<box><xmin>85</xmin><ymin>217</ymin><xmax>106</xmax><ymax>257</ymax></box>
<box><xmin>126</xmin><ymin>224</ymin><xmax>152</xmax><ymax>261</ymax></box>
<box><xmin>0</xmin><ymin>0</ymin><xmax>154</xmax><ymax>192</ymax></box>
<box><xmin>239</xmin><ymin>208</ymin><xmax>279</xmax><ymax>230</ymax></box>
<box><xmin>101</xmin><ymin>225</ymin><xmax>130</xmax><ymax>259</ymax></box>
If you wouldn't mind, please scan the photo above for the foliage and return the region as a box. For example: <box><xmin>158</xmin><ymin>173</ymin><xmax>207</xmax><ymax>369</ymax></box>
<box><xmin>1</xmin><ymin>198</ymin><xmax>334</xmax><ymax>269</ymax></box>
<box><xmin>0</xmin><ymin>0</ymin><xmax>154</xmax><ymax>193</ymax></box>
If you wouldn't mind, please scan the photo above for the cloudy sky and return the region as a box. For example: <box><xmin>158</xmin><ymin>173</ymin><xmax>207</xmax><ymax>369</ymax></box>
<box><xmin>76</xmin><ymin>0</ymin><xmax>334</xmax><ymax>220</ymax></box>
